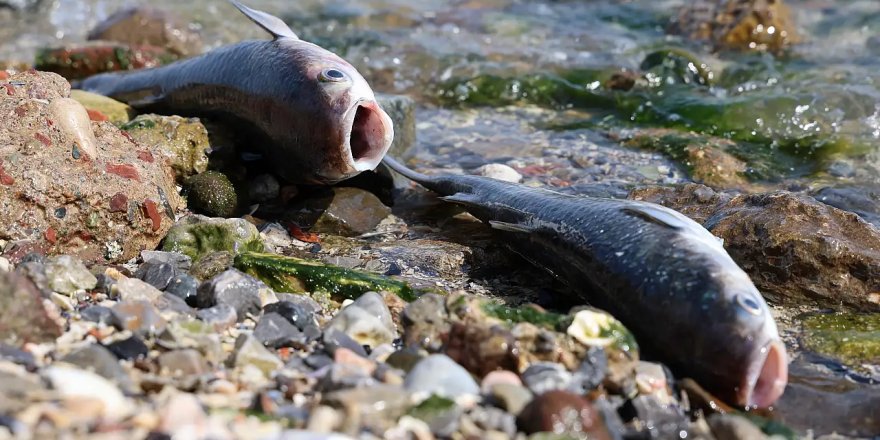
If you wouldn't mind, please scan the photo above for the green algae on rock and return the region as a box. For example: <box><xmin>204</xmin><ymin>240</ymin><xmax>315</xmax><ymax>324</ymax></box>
<box><xmin>801</xmin><ymin>313</ymin><xmax>880</xmax><ymax>369</ymax></box>
<box><xmin>121</xmin><ymin>114</ymin><xmax>211</xmax><ymax>181</ymax></box>
<box><xmin>233</xmin><ymin>251</ymin><xmax>418</xmax><ymax>302</ymax></box>
<box><xmin>479</xmin><ymin>301</ymin><xmax>570</xmax><ymax>331</ymax></box>
<box><xmin>161</xmin><ymin>215</ymin><xmax>264</xmax><ymax>262</ymax></box>
<box><xmin>185</xmin><ymin>171</ymin><xmax>238</xmax><ymax>218</ymax></box>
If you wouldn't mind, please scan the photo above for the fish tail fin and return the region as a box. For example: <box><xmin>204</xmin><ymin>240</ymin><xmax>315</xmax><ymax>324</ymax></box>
<box><xmin>229</xmin><ymin>1</ymin><xmax>299</xmax><ymax>40</ymax></box>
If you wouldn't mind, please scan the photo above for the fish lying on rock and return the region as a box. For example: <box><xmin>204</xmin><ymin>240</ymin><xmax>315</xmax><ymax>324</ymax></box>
<box><xmin>383</xmin><ymin>157</ymin><xmax>789</xmax><ymax>409</ymax></box>
<box><xmin>76</xmin><ymin>1</ymin><xmax>393</xmax><ymax>184</ymax></box>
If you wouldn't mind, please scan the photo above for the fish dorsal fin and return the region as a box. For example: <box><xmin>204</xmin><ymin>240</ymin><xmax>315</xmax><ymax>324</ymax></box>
<box><xmin>621</xmin><ymin>204</ymin><xmax>687</xmax><ymax>230</ymax></box>
<box><xmin>230</xmin><ymin>0</ymin><xmax>299</xmax><ymax>40</ymax></box>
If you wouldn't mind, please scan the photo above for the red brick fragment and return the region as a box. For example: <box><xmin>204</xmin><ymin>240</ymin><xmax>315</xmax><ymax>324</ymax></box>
<box><xmin>120</xmin><ymin>131</ymin><xmax>136</xmax><ymax>144</ymax></box>
<box><xmin>45</xmin><ymin>227</ymin><xmax>57</xmax><ymax>244</ymax></box>
<box><xmin>14</xmin><ymin>105</ymin><xmax>27</xmax><ymax>117</ymax></box>
<box><xmin>86</xmin><ymin>109</ymin><xmax>108</xmax><ymax>122</ymax></box>
<box><xmin>34</xmin><ymin>133</ymin><xmax>51</xmax><ymax>147</ymax></box>
<box><xmin>105</xmin><ymin>163</ymin><xmax>141</xmax><ymax>182</ymax></box>
<box><xmin>141</xmin><ymin>199</ymin><xmax>161</xmax><ymax>232</ymax></box>
<box><xmin>0</xmin><ymin>160</ymin><xmax>14</xmax><ymax>185</ymax></box>
<box><xmin>109</xmin><ymin>193</ymin><xmax>128</xmax><ymax>212</ymax></box>
<box><xmin>136</xmin><ymin>150</ymin><xmax>154</xmax><ymax>163</ymax></box>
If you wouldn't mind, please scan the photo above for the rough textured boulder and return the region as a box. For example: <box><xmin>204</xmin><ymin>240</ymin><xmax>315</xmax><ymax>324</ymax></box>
<box><xmin>0</xmin><ymin>71</ymin><xmax>184</xmax><ymax>263</ymax></box>
<box><xmin>630</xmin><ymin>184</ymin><xmax>880</xmax><ymax>311</ymax></box>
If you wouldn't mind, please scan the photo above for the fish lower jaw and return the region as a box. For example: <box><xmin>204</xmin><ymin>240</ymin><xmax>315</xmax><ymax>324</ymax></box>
<box><xmin>740</xmin><ymin>339</ymin><xmax>789</xmax><ymax>409</ymax></box>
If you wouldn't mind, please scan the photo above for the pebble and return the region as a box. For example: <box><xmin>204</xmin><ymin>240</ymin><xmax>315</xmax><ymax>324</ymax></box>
<box><xmin>158</xmin><ymin>349</ymin><xmax>210</xmax><ymax>377</ymax></box>
<box><xmin>489</xmin><ymin>383</ymin><xmax>533</xmax><ymax>416</ymax></box>
<box><xmin>0</xmin><ymin>256</ymin><xmax>11</xmax><ymax>272</ymax></box>
<box><xmin>189</xmin><ymin>251</ymin><xmax>234</xmax><ymax>281</ymax></box>
<box><xmin>232</xmin><ymin>334</ymin><xmax>283</xmax><ymax>377</ymax></box>
<box><xmin>404</xmin><ymin>354</ymin><xmax>479</xmax><ymax>400</ymax></box>
<box><xmin>165</xmin><ymin>273</ymin><xmax>199</xmax><ymax>305</ymax></box>
<box><xmin>48</xmin><ymin>98</ymin><xmax>100</xmax><ymax>160</ymax></box>
<box><xmin>154</xmin><ymin>292</ymin><xmax>196</xmax><ymax>317</ymax></box>
<box><xmin>60</xmin><ymin>344</ymin><xmax>133</xmax><ymax>390</ymax></box>
<box><xmin>481</xmin><ymin>370</ymin><xmax>522</xmax><ymax>393</ymax></box>
<box><xmin>521</xmin><ymin>362</ymin><xmax>573</xmax><ymax>395</ymax></box>
<box><xmin>157</xmin><ymin>392</ymin><xmax>209</xmax><ymax>438</ymax></box>
<box><xmin>264</xmin><ymin>299</ymin><xmax>318</xmax><ymax>331</ymax></box>
<box><xmin>43</xmin><ymin>365</ymin><xmax>133</xmax><ymax>422</ymax></box>
<box><xmin>323</xmin><ymin>385</ymin><xmax>413</xmax><ymax>432</ymax></box>
<box><xmin>319</xmin><ymin>362</ymin><xmax>378</xmax><ymax>392</ymax></box>
<box><xmin>0</xmin><ymin>344</ymin><xmax>36</xmax><ymax>371</ymax></box>
<box><xmin>467</xmin><ymin>406</ymin><xmax>517</xmax><ymax>437</ymax></box>
<box><xmin>135</xmin><ymin>261</ymin><xmax>177</xmax><ymax>290</ymax></box>
<box><xmin>409</xmin><ymin>395</ymin><xmax>462</xmax><ymax>437</ymax></box>
<box><xmin>140</xmin><ymin>250</ymin><xmax>193</xmax><ymax>271</ymax></box>
<box><xmin>708</xmin><ymin>413</ymin><xmax>768</xmax><ymax>440</ymax></box>
<box><xmin>44</xmin><ymin>255</ymin><xmax>97</xmax><ymax>295</ymax></box>
<box><xmin>254</xmin><ymin>312</ymin><xmax>306</xmax><ymax>348</ymax></box>
<box><xmin>80</xmin><ymin>305</ymin><xmax>114</xmax><ymax>325</ymax></box>
<box><xmin>249</xmin><ymin>173</ymin><xmax>280</xmax><ymax>202</ymax></box>
<box><xmin>322</xmin><ymin>327</ymin><xmax>368</xmax><ymax>357</ymax></box>
<box><xmin>110</xmin><ymin>300</ymin><xmax>167</xmax><ymax>335</ymax></box>
<box><xmin>570</xmin><ymin>347</ymin><xmax>609</xmax><ymax>394</ymax></box>
<box><xmin>325</xmin><ymin>294</ymin><xmax>396</xmax><ymax>349</ymax></box>
<box><xmin>161</xmin><ymin>215</ymin><xmax>262</xmax><ymax>263</ymax></box>
<box><xmin>401</xmin><ymin>293</ymin><xmax>449</xmax><ymax>351</ymax></box>
<box><xmin>0</xmin><ymin>270</ymin><xmax>62</xmax><ymax>344</ymax></box>
<box><xmin>517</xmin><ymin>390</ymin><xmax>607</xmax><ymax>437</ymax></box>
<box><xmin>474</xmin><ymin>163</ymin><xmax>523</xmax><ymax>183</ymax></box>
<box><xmin>104</xmin><ymin>336</ymin><xmax>150</xmax><ymax>361</ymax></box>
<box><xmin>620</xmin><ymin>395</ymin><xmax>690</xmax><ymax>438</ymax></box>
<box><xmin>196</xmin><ymin>269</ymin><xmax>266</xmax><ymax>321</ymax></box>
<box><xmin>113</xmin><ymin>277</ymin><xmax>164</xmax><ymax>303</ymax></box>
<box><xmin>196</xmin><ymin>303</ymin><xmax>238</xmax><ymax>331</ymax></box>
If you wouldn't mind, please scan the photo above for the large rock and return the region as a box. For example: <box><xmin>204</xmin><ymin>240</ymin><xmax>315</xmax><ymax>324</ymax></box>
<box><xmin>669</xmin><ymin>0</ymin><xmax>800</xmax><ymax>53</ymax></box>
<box><xmin>87</xmin><ymin>7</ymin><xmax>203</xmax><ymax>57</ymax></box>
<box><xmin>0</xmin><ymin>71</ymin><xmax>184</xmax><ymax>264</ymax></box>
<box><xmin>630</xmin><ymin>184</ymin><xmax>880</xmax><ymax>311</ymax></box>
<box><xmin>0</xmin><ymin>270</ymin><xmax>63</xmax><ymax>345</ymax></box>
<box><xmin>161</xmin><ymin>215</ymin><xmax>263</xmax><ymax>262</ymax></box>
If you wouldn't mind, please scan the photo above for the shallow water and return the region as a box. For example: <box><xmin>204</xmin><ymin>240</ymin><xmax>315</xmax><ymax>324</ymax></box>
<box><xmin>2</xmin><ymin>0</ymin><xmax>880</xmax><ymax>436</ymax></box>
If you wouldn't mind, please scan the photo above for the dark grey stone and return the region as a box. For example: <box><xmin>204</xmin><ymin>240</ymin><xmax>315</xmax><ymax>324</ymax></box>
<box><xmin>254</xmin><ymin>312</ymin><xmax>306</xmax><ymax>348</ymax></box>
<box><xmin>135</xmin><ymin>261</ymin><xmax>177</xmax><ymax>291</ymax></box>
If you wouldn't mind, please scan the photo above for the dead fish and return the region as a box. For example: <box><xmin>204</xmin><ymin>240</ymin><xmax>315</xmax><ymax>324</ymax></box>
<box><xmin>76</xmin><ymin>1</ymin><xmax>393</xmax><ymax>184</ymax></box>
<box><xmin>383</xmin><ymin>156</ymin><xmax>788</xmax><ymax>409</ymax></box>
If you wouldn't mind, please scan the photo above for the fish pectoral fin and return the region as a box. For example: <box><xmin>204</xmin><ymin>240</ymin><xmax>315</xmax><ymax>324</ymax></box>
<box><xmin>229</xmin><ymin>0</ymin><xmax>299</xmax><ymax>40</ymax></box>
<box><xmin>621</xmin><ymin>204</ymin><xmax>687</xmax><ymax>230</ymax></box>
<box><xmin>488</xmin><ymin>220</ymin><xmax>533</xmax><ymax>234</ymax></box>
<box><xmin>439</xmin><ymin>192</ymin><xmax>481</xmax><ymax>207</ymax></box>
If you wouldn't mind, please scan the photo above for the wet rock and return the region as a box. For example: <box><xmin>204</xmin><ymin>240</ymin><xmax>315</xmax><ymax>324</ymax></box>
<box><xmin>474</xmin><ymin>163</ymin><xmax>523</xmax><ymax>183</ymax></box>
<box><xmin>813</xmin><ymin>185</ymin><xmax>880</xmax><ymax>228</ymax></box>
<box><xmin>521</xmin><ymin>362</ymin><xmax>573</xmax><ymax>395</ymax></box>
<box><xmin>632</xmin><ymin>185</ymin><xmax>880</xmax><ymax>310</ymax></box>
<box><xmin>166</xmin><ymin>273</ymin><xmax>199</xmax><ymax>304</ymax></box>
<box><xmin>158</xmin><ymin>349</ymin><xmax>210</xmax><ymax>377</ymax></box>
<box><xmin>122</xmin><ymin>114</ymin><xmax>211</xmax><ymax>181</ymax></box>
<box><xmin>185</xmin><ymin>171</ymin><xmax>239</xmax><ymax>218</ymax></box>
<box><xmin>670</xmin><ymin>0</ymin><xmax>799</xmax><ymax>53</ymax></box>
<box><xmin>0</xmin><ymin>270</ymin><xmax>63</xmax><ymax>345</ymax></box>
<box><xmin>325</xmin><ymin>292</ymin><xmax>397</xmax><ymax>348</ymax></box>
<box><xmin>196</xmin><ymin>269</ymin><xmax>266</xmax><ymax>321</ymax></box>
<box><xmin>401</xmin><ymin>293</ymin><xmax>450</xmax><ymax>351</ymax></box>
<box><xmin>162</xmin><ymin>215</ymin><xmax>263</xmax><ymax>262</ymax></box>
<box><xmin>113</xmin><ymin>277</ymin><xmax>163</xmax><ymax>302</ymax></box>
<box><xmin>104</xmin><ymin>336</ymin><xmax>150</xmax><ymax>361</ymax></box>
<box><xmin>189</xmin><ymin>251</ymin><xmax>234</xmax><ymax>281</ymax></box>
<box><xmin>231</xmin><ymin>333</ymin><xmax>283</xmax><ymax>377</ymax></box>
<box><xmin>249</xmin><ymin>174</ymin><xmax>280</xmax><ymax>203</ymax></box>
<box><xmin>288</xmin><ymin>187</ymin><xmax>392</xmax><ymax>237</ymax></box>
<box><xmin>44</xmin><ymin>255</ymin><xmax>97</xmax><ymax>295</ymax></box>
<box><xmin>69</xmin><ymin>89</ymin><xmax>134</xmax><ymax>124</ymax></box>
<box><xmin>135</xmin><ymin>260</ymin><xmax>177</xmax><ymax>290</ymax></box>
<box><xmin>35</xmin><ymin>42</ymin><xmax>177</xmax><ymax>80</ymax></box>
<box><xmin>80</xmin><ymin>305</ymin><xmax>114</xmax><ymax>325</ymax></box>
<box><xmin>141</xmin><ymin>250</ymin><xmax>192</xmax><ymax>271</ymax></box>
<box><xmin>445</xmin><ymin>321</ymin><xmax>519</xmax><ymax>377</ymax></box>
<box><xmin>377</xmin><ymin>93</ymin><xmax>416</xmax><ymax>157</ymax></box>
<box><xmin>43</xmin><ymin>365</ymin><xmax>133</xmax><ymax>422</ymax></box>
<box><xmin>571</xmin><ymin>347</ymin><xmax>609</xmax><ymax>394</ymax></box>
<box><xmin>60</xmin><ymin>344</ymin><xmax>133</xmax><ymax>390</ymax></box>
<box><xmin>620</xmin><ymin>395</ymin><xmax>689</xmax><ymax>438</ymax></box>
<box><xmin>0</xmin><ymin>71</ymin><xmax>184</xmax><ymax>264</ymax></box>
<box><xmin>88</xmin><ymin>7</ymin><xmax>203</xmax><ymax>57</ymax></box>
<box><xmin>111</xmin><ymin>300</ymin><xmax>167</xmax><ymax>335</ymax></box>
<box><xmin>254</xmin><ymin>312</ymin><xmax>305</xmax><ymax>348</ymax></box>
<box><xmin>517</xmin><ymin>390</ymin><xmax>609</xmax><ymax>438</ymax></box>
<box><xmin>404</xmin><ymin>354</ymin><xmax>479</xmax><ymax>400</ymax></box>
<box><xmin>264</xmin><ymin>299</ymin><xmax>318</xmax><ymax>331</ymax></box>
<box><xmin>708</xmin><ymin>413</ymin><xmax>768</xmax><ymax>440</ymax></box>
<box><xmin>196</xmin><ymin>304</ymin><xmax>238</xmax><ymax>331</ymax></box>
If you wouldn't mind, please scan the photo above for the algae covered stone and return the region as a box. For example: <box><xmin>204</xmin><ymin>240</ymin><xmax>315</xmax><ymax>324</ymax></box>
<box><xmin>185</xmin><ymin>171</ymin><xmax>238</xmax><ymax>218</ymax></box>
<box><xmin>161</xmin><ymin>215</ymin><xmax>264</xmax><ymax>262</ymax></box>
<box><xmin>233</xmin><ymin>251</ymin><xmax>417</xmax><ymax>301</ymax></box>
<box><xmin>801</xmin><ymin>313</ymin><xmax>880</xmax><ymax>371</ymax></box>
<box><xmin>122</xmin><ymin>114</ymin><xmax>211</xmax><ymax>181</ymax></box>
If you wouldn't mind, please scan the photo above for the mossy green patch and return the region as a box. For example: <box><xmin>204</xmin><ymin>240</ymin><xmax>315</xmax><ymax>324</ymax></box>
<box><xmin>120</xmin><ymin>118</ymin><xmax>157</xmax><ymax>131</ymax></box>
<box><xmin>480</xmin><ymin>301</ymin><xmax>570</xmax><ymax>331</ymax></box>
<box><xmin>801</xmin><ymin>313</ymin><xmax>880</xmax><ymax>369</ymax></box>
<box><xmin>185</xmin><ymin>171</ymin><xmax>239</xmax><ymax>218</ymax></box>
<box><xmin>233</xmin><ymin>251</ymin><xmax>419</xmax><ymax>302</ymax></box>
<box><xmin>161</xmin><ymin>216</ymin><xmax>263</xmax><ymax>262</ymax></box>
<box><xmin>407</xmin><ymin>394</ymin><xmax>457</xmax><ymax>422</ymax></box>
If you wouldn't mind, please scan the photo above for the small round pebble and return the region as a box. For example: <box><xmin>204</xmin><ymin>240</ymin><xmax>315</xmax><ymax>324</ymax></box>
<box><xmin>404</xmin><ymin>354</ymin><xmax>479</xmax><ymax>400</ymax></box>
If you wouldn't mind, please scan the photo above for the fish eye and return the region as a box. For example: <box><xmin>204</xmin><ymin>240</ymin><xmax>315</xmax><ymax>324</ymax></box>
<box><xmin>735</xmin><ymin>293</ymin><xmax>763</xmax><ymax>316</ymax></box>
<box><xmin>319</xmin><ymin>68</ymin><xmax>348</xmax><ymax>82</ymax></box>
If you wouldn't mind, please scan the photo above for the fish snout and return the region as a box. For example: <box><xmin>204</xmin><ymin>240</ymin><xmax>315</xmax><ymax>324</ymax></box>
<box><xmin>347</xmin><ymin>99</ymin><xmax>394</xmax><ymax>173</ymax></box>
<box><xmin>742</xmin><ymin>339</ymin><xmax>788</xmax><ymax>408</ymax></box>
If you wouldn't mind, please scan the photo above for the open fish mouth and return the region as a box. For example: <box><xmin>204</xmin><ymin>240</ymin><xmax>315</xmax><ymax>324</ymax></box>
<box><xmin>741</xmin><ymin>339</ymin><xmax>788</xmax><ymax>408</ymax></box>
<box><xmin>345</xmin><ymin>99</ymin><xmax>394</xmax><ymax>173</ymax></box>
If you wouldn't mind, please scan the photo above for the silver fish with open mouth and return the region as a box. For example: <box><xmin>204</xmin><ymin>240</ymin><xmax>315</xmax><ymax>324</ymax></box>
<box><xmin>76</xmin><ymin>1</ymin><xmax>393</xmax><ymax>184</ymax></box>
<box><xmin>383</xmin><ymin>156</ymin><xmax>788</xmax><ymax>409</ymax></box>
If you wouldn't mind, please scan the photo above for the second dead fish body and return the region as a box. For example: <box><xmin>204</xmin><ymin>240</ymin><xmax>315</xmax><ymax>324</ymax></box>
<box><xmin>77</xmin><ymin>1</ymin><xmax>393</xmax><ymax>184</ymax></box>
<box><xmin>383</xmin><ymin>156</ymin><xmax>789</xmax><ymax>409</ymax></box>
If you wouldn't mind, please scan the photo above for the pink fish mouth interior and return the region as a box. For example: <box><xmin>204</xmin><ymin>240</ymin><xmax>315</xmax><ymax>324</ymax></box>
<box><xmin>744</xmin><ymin>340</ymin><xmax>788</xmax><ymax>408</ymax></box>
<box><xmin>348</xmin><ymin>101</ymin><xmax>392</xmax><ymax>172</ymax></box>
